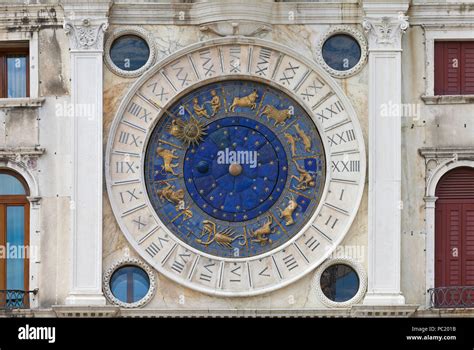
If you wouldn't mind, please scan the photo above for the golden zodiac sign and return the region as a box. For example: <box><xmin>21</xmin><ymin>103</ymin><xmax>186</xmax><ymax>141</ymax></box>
<box><xmin>209</xmin><ymin>89</ymin><xmax>221</xmax><ymax>116</ymax></box>
<box><xmin>250</xmin><ymin>216</ymin><xmax>275</xmax><ymax>245</ymax></box>
<box><xmin>156</xmin><ymin>147</ymin><xmax>179</xmax><ymax>175</ymax></box>
<box><xmin>196</xmin><ymin>220</ymin><xmax>244</xmax><ymax>248</ymax></box>
<box><xmin>193</xmin><ymin>97</ymin><xmax>210</xmax><ymax>119</ymax></box>
<box><xmin>284</xmin><ymin>132</ymin><xmax>298</xmax><ymax>157</ymax></box>
<box><xmin>167</xmin><ymin>117</ymin><xmax>207</xmax><ymax>146</ymax></box>
<box><xmin>294</xmin><ymin>124</ymin><xmax>311</xmax><ymax>152</ymax></box>
<box><xmin>229</xmin><ymin>89</ymin><xmax>258</xmax><ymax>111</ymax></box>
<box><xmin>278</xmin><ymin>195</ymin><xmax>298</xmax><ymax>226</ymax></box>
<box><xmin>157</xmin><ymin>182</ymin><xmax>193</xmax><ymax>220</ymax></box>
<box><xmin>291</xmin><ymin>160</ymin><xmax>316</xmax><ymax>191</ymax></box>
<box><xmin>157</xmin><ymin>182</ymin><xmax>184</xmax><ymax>206</ymax></box>
<box><xmin>261</xmin><ymin>105</ymin><xmax>292</xmax><ymax>126</ymax></box>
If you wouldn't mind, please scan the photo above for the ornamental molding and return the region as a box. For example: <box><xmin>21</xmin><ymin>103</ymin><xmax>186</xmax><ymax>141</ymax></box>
<box><xmin>419</xmin><ymin>147</ymin><xmax>474</xmax><ymax>198</ymax></box>
<box><xmin>315</xmin><ymin>25</ymin><xmax>368</xmax><ymax>78</ymax></box>
<box><xmin>312</xmin><ymin>257</ymin><xmax>367</xmax><ymax>308</ymax></box>
<box><xmin>199</xmin><ymin>21</ymin><xmax>272</xmax><ymax>38</ymax></box>
<box><xmin>0</xmin><ymin>147</ymin><xmax>45</xmax><ymax>171</ymax></box>
<box><xmin>64</xmin><ymin>18</ymin><xmax>108</xmax><ymax>51</ymax></box>
<box><xmin>362</xmin><ymin>13</ymin><xmax>409</xmax><ymax>50</ymax></box>
<box><xmin>104</xmin><ymin>26</ymin><xmax>156</xmax><ymax>78</ymax></box>
<box><xmin>103</xmin><ymin>257</ymin><xmax>157</xmax><ymax>309</ymax></box>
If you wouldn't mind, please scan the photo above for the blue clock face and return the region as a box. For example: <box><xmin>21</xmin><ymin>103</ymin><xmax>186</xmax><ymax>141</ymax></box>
<box><xmin>144</xmin><ymin>80</ymin><xmax>326</xmax><ymax>258</ymax></box>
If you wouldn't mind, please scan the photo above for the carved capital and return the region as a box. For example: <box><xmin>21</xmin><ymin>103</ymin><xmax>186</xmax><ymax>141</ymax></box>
<box><xmin>362</xmin><ymin>13</ymin><xmax>409</xmax><ymax>50</ymax></box>
<box><xmin>64</xmin><ymin>18</ymin><xmax>108</xmax><ymax>51</ymax></box>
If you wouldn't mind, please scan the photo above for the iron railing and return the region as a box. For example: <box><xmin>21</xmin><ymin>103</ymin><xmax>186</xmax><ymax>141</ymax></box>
<box><xmin>428</xmin><ymin>286</ymin><xmax>474</xmax><ymax>308</ymax></box>
<box><xmin>0</xmin><ymin>290</ymin><xmax>38</xmax><ymax>310</ymax></box>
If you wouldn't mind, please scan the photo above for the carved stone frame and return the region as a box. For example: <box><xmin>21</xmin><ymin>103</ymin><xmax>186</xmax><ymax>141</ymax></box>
<box><xmin>103</xmin><ymin>257</ymin><xmax>157</xmax><ymax>308</ymax></box>
<box><xmin>104</xmin><ymin>26</ymin><xmax>156</xmax><ymax>78</ymax></box>
<box><xmin>315</xmin><ymin>25</ymin><xmax>368</xmax><ymax>78</ymax></box>
<box><xmin>419</xmin><ymin>147</ymin><xmax>474</xmax><ymax>308</ymax></box>
<box><xmin>312</xmin><ymin>257</ymin><xmax>367</xmax><ymax>308</ymax></box>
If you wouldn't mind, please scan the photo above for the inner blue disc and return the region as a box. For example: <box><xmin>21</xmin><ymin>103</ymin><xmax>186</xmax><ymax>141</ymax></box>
<box><xmin>183</xmin><ymin>117</ymin><xmax>288</xmax><ymax>222</ymax></box>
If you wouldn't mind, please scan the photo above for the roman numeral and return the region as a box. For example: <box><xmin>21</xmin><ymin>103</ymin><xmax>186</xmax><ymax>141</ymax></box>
<box><xmin>229</xmin><ymin>47</ymin><xmax>241</xmax><ymax>73</ymax></box>
<box><xmin>127</xmin><ymin>102</ymin><xmax>152</xmax><ymax>123</ymax></box>
<box><xmin>171</xmin><ymin>61</ymin><xmax>190</xmax><ymax>87</ymax></box>
<box><xmin>230</xmin><ymin>265</ymin><xmax>242</xmax><ymax>282</ymax></box>
<box><xmin>279</xmin><ymin>61</ymin><xmax>299</xmax><ymax>85</ymax></box>
<box><xmin>171</xmin><ymin>251</ymin><xmax>191</xmax><ymax>274</ymax></box>
<box><xmin>115</xmin><ymin>161</ymin><xmax>135</xmax><ymax>173</ymax></box>
<box><xmin>304</xmin><ymin>236</ymin><xmax>320</xmax><ymax>252</ymax></box>
<box><xmin>119</xmin><ymin>188</ymin><xmax>139</xmax><ymax>203</ymax></box>
<box><xmin>256</xmin><ymin>48</ymin><xmax>272</xmax><ymax>76</ymax></box>
<box><xmin>315</xmin><ymin>100</ymin><xmax>344</xmax><ymax>123</ymax></box>
<box><xmin>327</xmin><ymin>129</ymin><xmax>356</xmax><ymax>147</ymax></box>
<box><xmin>133</xmin><ymin>215</ymin><xmax>146</xmax><ymax>230</ymax></box>
<box><xmin>145</xmin><ymin>242</ymin><xmax>160</xmax><ymax>257</ymax></box>
<box><xmin>199</xmin><ymin>262</ymin><xmax>215</xmax><ymax>282</ymax></box>
<box><xmin>146</xmin><ymin>82</ymin><xmax>169</xmax><ymax>102</ymax></box>
<box><xmin>324</xmin><ymin>215</ymin><xmax>339</xmax><ymax>229</ymax></box>
<box><xmin>199</xmin><ymin>49</ymin><xmax>215</xmax><ymax>77</ymax></box>
<box><xmin>331</xmin><ymin>160</ymin><xmax>360</xmax><ymax>173</ymax></box>
<box><xmin>300</xmin><ymin>78</ymin><xmax>325</xmax><ymax>101</ymax></box>
<box><xmin>258</xmin><ymin>266</ymin><xmax>270</xmax><ymax>277</ymax></box>
<box><xmin>339</xmin><ymin>189</ymin><xmax>345</xmax><ymax>201</ymax></box>
<box><xmin>118</xmin><ymin>131</ymin><xmax>141</xmax><ymax>147</ymax></box>
<box><xmin>282</xmin><ymin>254</ymin><xmax>298</xmax><ymax>271</ymax></box>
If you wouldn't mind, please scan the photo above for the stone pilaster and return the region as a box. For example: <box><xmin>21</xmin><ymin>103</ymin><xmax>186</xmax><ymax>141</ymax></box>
<box><xmin>63</xmin><ymin>17</ymin><xmax>108</xmax><ymax>306</ymax></box>
<box><xmin>362</xmin><ymin>5</ymin><xmax>409</xmax><ymax>306</ymax></box>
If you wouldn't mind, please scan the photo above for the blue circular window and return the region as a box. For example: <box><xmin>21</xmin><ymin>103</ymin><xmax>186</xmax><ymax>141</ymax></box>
<box><xmin>110</xmin><ymin>265</ymin><xmax>150</xmax><ymax>304</ymax></box>
<box><xmin>110</xmin><ymin>35</ymin><xmax>150</xmax><ymax>71</ymax></box>
<box><xmin>322</xmin><ymin>34</ymin><xmax>361</xmax><ymax>71</ymax></box>
<box><xmin>320</xmin><ymin>264</ymin><xmax>359</xmax><ymax>302</ymax></box>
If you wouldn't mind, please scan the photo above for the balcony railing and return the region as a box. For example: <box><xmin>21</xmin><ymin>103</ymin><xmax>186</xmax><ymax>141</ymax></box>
<box><xmin>0</xmin><ymin>290</ymin><xmax>38</xmax><ymax>310</ymax></box>
<box><xmin>428</xmin><ymin>286</ymin><xmax>474</xmax><ymax>308</ymax></box>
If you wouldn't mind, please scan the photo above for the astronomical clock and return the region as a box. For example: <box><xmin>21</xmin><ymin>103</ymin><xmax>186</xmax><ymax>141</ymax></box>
<box><xmin>106</xmin><ymin>38</ymin><xmax>366</xmax><ymax>296</ymax></box>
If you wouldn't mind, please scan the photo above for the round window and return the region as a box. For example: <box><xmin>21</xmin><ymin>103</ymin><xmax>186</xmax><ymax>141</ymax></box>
<box><xmin>110</xmin><ymin>265</ymin><xmax>150</xmax><ymax>304</ymax></box>
<box><xmin>322</xmin><ymin>34</ymin><xmax>361</xmax><ymax>72</ymax></box>
<box><xmin>320</xmin><ymin>264</ymin><xmax>359</xmax><ymax>302</ymax></box>
<box><xmin>109</xmin><ymin>35</ymin><xmax>150</xmax><ymax>72</ymax></box>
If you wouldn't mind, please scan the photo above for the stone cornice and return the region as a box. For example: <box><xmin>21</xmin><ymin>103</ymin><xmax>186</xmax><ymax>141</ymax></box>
<box><xmin>0</xmin><ymin>146</ymin><xmax>45</xmax><ymax>171</ymax></box>
<box><xmin>0</xmin><ymin>4</ymin><xmax>62</xmax><ymax>31</ymax></box>
<box><xmin>419</xmin><ymin>147</ymin><xmax>474</xmax><ymax>161</ymax></box>
<box><xmin>108</xmin><ymin>1</ymin><xmax>363</xmax><ymax>25</ymax></box>
<box><xmin>408</xmin><ymin>3</ymin><xmax>474</xmax><ymax>26</ymax></box>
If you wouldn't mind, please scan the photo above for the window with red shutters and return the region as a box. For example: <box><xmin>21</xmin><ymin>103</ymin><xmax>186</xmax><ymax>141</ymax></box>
<box><xmin>434</xmin><ymin>41</ymin><xmax>474</xmax><ymax>95</ymax></box>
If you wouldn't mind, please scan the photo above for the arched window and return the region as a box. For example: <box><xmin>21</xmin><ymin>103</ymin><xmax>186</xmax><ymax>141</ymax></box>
<box><xmin>0</xmin><ymin>170</ymin><xmax>29</xmax><ymax>308</ymax></box>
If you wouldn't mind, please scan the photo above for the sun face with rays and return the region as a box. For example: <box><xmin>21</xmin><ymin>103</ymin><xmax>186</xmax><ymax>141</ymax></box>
<box><xmin>167</xmin><ymin>116</ymin><xmax>207</xmax><ymax>146</ymax></box>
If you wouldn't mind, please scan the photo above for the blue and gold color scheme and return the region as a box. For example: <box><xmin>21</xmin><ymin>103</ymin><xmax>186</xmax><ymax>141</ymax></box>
<box><xmin>144</xmin><ymin>80</ymin><xmax>326</xmax><ymax>258</ymax></box>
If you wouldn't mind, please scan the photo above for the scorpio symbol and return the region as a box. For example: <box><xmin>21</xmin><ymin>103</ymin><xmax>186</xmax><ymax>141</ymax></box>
<box><xmin>196</xmin><ymin>221</ymin><xmax>245</xmax><ymax>249</ymax></box>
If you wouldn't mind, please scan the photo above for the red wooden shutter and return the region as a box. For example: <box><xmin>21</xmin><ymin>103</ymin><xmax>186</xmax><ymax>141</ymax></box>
<box><xmin>435</xmin><ymin>167</ymin><xmax>474</xmax><ymax>289</ymax></box>
<box><xmin>461</xmin><ymin>42</ymin><xmax>474</xmax><ymax>94</ymax></box>
<box><xmin>464</xmin><ymin>204</ymin><xmax>474</xmax><ymax>285</ymax></box>
<box><xmin>435</xmin><ymin>41</ymin><xmax>474</xmax><ymax>95</ymax></box>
